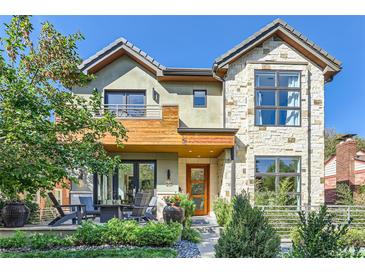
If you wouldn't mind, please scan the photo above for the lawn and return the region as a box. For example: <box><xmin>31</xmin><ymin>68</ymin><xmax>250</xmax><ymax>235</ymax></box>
<box><xmin>0</xmin><ymin>247</ymin><xmax>177</xmax><ymax>258</ymax></box>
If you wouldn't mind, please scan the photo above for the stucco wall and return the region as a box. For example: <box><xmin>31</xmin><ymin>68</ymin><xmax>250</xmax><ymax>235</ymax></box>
<box><xmin>73</xmin><ymin>55</ymin><xmax>223</xmax><ymax>128</ymax></box>
<box><xmin>224</xmin><ymin>37</ymin><xmax>325</xmax><ymax>206</ymax></box>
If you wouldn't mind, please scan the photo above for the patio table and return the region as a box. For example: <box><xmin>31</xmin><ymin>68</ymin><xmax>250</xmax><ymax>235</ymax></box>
<box><xmin>97</xmin><ymin>204</ymin><xmax>131</xmax><ymax>223</ymax></box>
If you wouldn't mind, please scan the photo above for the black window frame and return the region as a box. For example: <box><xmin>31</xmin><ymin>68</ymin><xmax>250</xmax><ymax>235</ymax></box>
<box><xmin>93</xmin><ymin>160</ymin><xmax>157</xmax><ymax>204</ymax></box>
<box><xmin>104</xmin><ymin>90</ymin><xmax>146</xmax><ymax>118</ymax></box>
<box><xmin>254</xmin><ymin>156</ymin><xmax>301</xmax><ymax>206</ymax></box>
<box><xmin>193</xmin><ymin>90</ymin><xmax>207</xmax><ymax>108</ymax></box>
<box><xmin>254</xmin><ymin>70</ymin><xmax>302</xmax><ymax>127</ymax></box>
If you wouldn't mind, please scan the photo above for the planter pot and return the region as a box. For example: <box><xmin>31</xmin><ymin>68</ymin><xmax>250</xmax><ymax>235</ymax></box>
<box><xmin>163</xmin><ymin>204</ymin><xmax>185</xmax><ymax>224</ymax></box>
<box><xmin>1</xmin><ymin>202</ymin><xmax>29</xmax><ymax>228</ymax></box>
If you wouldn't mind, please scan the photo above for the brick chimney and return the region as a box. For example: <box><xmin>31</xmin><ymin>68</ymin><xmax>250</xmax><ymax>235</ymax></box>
<box><xmin>336</xmin><ymin>134</ymin><xmax>357</xmax><ymax>187</ymax></box>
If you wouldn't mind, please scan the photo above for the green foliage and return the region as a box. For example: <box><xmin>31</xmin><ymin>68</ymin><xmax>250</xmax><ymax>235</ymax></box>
<box><xmin>72</xmin><ymin>219</ymin><xmax>181</xmax><ymax>247</ymax></box>
<box><xmin>71</xmin><ymin>220</ymin><xmax>107</xmax><ymax>246</ymax></box>
<box><xmin>0</xmin><ymin>231</ymin><xmax>28</xmax><ymax>249</ymax></box>
<box><xmin>102</xmin><ymin>219</ymin><xmax>139</xmax><ymax>245</ymax></box>
<box><xmin>0</xmin><ymin>16</ymin><xmax>127</xmax><ymax>200</ymax></box>
<box><xmin>0</xmin><ymin>247</ymin><xmax>177</xmax><ymax>258</ymax></box>
<box><xmin>181</xmin><ymin>227</ymin><xmax>201</xmax><ymax>243</ymax></box>
<box><xmin>176</xmin><ymin>193</ymin><xmax>195</xmax><ymax>228</ymax></box>
<box><xmin>28</xmin><ymin>233</ymin><xmax>72</xmax><ymax>249</ymax></box>
<box><xmin>324</xmin><ymin>128</ymin><xmax>365</xmax><ymax>160</ymax></box>
<box><xmin>215</xmin><ymin>193</ymin><xmax>281</xmax><ymax>258</ymax></box>
<box><xmin>290</xmin><ymin>206</ymin><xmax>353</xmax><ymax>258</ymax></box>
<box><xmin>341</xmin><ymin>229</ymin><xmax>365</xmax><ymax>248</ymax></box>
<box><xmin>136</xmin><ymin>222</ymin><xmax>182</xmax><ymax>247</ymax></box>
<box><xmin>255</xmin><ymin>177</ymin><xmax>297</xmax><ymax>206</ymax></box>
<box><xmin>0</xmin><ymin>231</ymin><xmax>71</xmax><ymax>249</ymax></box>
<box><xmin>336</xmin><ymin>183</ymin><xmax>354</xmax><ymax>205</ymax></box>
<box><xmin>0</xmin><ymin>219</ymin><xmax>182</xmax><ymax>250</ymax></box>
<box><xmin>213</xmin><ymin>197</ymin><xmax>232</xmax><ymax>227</ymax></box>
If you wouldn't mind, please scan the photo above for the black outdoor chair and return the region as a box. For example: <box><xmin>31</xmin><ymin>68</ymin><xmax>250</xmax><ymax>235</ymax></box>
<box><xmin>79</xmin><ymin>196</ymin><xmax>100</xmax><ymax>219</ymax></box>
<box><xmin>47</xmin><ymin>192</ymin><xmax>85</xmax><ymax>226</ymax></box>
<box><xmin>122</xmin><ymin>192</ymin><xmax>157</xmax><ymax>222</ymax></box>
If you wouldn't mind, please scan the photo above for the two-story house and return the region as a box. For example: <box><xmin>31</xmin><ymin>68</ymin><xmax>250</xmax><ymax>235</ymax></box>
<box><xmin>70</xmin><ymin>18</ymin><xmax>341</xmax><ymax>216</ymax></box>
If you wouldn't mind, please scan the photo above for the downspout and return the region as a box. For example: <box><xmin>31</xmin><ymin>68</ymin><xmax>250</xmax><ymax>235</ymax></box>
<box><xmin>307</xmin><ymin>69</ymin><xmax>312</xmax><ymax>206</ymax></box>
<box><xmin>213</xmin><ymin>65</ymin><xmax>235</xmax><ymax>198</ymax></box>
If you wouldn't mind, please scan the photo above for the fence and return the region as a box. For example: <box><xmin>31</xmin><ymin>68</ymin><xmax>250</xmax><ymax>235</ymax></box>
<box><xmin>257</xmin><ymin>205</ymin><xmax>365</xmax><ymax>238</ymax></box>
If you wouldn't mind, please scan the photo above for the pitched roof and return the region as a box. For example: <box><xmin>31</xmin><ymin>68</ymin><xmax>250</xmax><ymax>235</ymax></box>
<box><xmin>79</xmin><ymin>37</ymin><xmax>166</xmax><ymax>75</ymax></box>
<box><xmin>213</xmin><ymin>18</ymin><xmax>342</xmax><ymax>81</ymax></box>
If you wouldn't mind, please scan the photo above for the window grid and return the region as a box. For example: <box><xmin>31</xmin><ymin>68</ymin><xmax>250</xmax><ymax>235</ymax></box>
<box><xmin>254</xmin><ymin>70</ymin><xmax>301</xmax><ymax>127</ymax></box>
<box><xmin>255</xmin><ymin>156</ymin><xmax>301</xmax><ymax>205</ymax></box>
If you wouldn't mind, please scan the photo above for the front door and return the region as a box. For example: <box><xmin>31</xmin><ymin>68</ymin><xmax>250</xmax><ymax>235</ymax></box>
<box><xmin>186</xmin><ymin>164</ymin><xmax>210</xmax><ymax>215</ymax></box>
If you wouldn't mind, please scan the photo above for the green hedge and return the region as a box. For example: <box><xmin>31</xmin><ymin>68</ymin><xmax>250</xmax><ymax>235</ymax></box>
<box><xmin>0</xmin><ymin>248</ymin><xmax>177</xmax><ymax>258</ymax></box>
<box><xmin>0</xmin><ymin>219</ymin><xmax>182</xmax><ymax>250</ymax></box>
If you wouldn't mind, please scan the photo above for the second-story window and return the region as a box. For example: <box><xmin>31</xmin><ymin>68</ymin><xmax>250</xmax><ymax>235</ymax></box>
<box><xmin>104</xmin><ymin>90</ymin><xmax>146</xmax><ymax>117</ymax></box>
<box><xmin>255</xmin><ymin>70</ymin><xmax>301</xmax><ymax>126</ymax></box>
<box><xmin>193</xmin><ymin>90</ymin><xmax>207</xmax><ymax>108</ymax></box>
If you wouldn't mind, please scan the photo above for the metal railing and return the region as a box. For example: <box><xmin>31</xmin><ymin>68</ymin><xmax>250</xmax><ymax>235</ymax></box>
<box><xmin>93</xmin><ymin>104</ymin><xmax>162</xmax><ymax>119</ymax></box>
<box><xmin>257</xmin><ymin>205</ymin><xmax>365</xmax><ymax>238</ymax></box>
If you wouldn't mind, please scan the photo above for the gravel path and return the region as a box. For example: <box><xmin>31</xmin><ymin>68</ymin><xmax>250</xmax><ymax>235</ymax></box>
<box><xmin>174</xmin><ymin>240</ymin><xmax>201</xmax><ymax>258</ymax></box>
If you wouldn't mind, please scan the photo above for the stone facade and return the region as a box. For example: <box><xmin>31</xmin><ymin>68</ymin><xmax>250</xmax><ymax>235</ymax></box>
<box><xmin>224</xmin><ymin>37</ymin><xmax>325</xmax><ymax>206</ymax></box>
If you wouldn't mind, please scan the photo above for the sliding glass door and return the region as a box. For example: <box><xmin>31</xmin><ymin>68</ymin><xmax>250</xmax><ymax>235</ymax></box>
<box><xmin>95</xmin><ymin>160</ymin><xmax>156</xmax><ymax>204</ymax></box>
<box><xmin>104</xmin><ymin>90</ymin><xmax>146</xmax><ymax>117</ymax></box>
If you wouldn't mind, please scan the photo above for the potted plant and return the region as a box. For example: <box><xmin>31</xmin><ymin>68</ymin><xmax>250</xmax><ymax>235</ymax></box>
<box><xmin>163</xmin><ymin>194</ymin><xmax>185</xmax><ymax>224</ymax></box>
<box><xmin>0</xmin><ymin>189</ymin><xmax>29</xmax><ymax>228</ymax></box>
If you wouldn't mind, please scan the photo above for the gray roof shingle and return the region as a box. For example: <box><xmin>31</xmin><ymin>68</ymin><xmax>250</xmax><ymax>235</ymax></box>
<box><xmin>214</xmin><ymin>18</ymin><xmax>342</xmax><ymax>68</ymax></box>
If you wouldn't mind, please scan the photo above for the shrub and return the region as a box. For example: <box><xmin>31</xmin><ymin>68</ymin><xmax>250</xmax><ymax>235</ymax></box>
<box><xmin>341</xmin><ymin>228</ymin><xmax>365</xmax><ymax>248</ymax></box>
<box><xmin>28</xmin><ymin>233</ymin><xmax>72</xmax><ymax>250</ymax></box>
<box><xmin>290</xmin><ymin>206</ymin><xmax>352</xmax><ymax>258</ymax></box>
<box><xmin>336</xmin><ymin>183</ymin><xmax>354</xmax><ymax>205</ymax></box>
<box><xmin>71</xmin><ymin>220</ymin><xmax>107</xmax><ymax>246</ymax></box>
<box><xmin>215</xmin><ymin>193</ymin><xmax>280</xmax><ymax>258</ymax></box>
<box><xmin>213</xmin><ymin>197</ymin><xmax>232</xmax><ymax>227</ymax></box>
<box><xmin>0</xmin><ymin>231</ymin><xmax>28</xmax><ymax>249</ymax></box>
<box><xmin>102</xmin><ymin>219</ymin><xmax>139</xmax><ymax>245</ymax></box>
<box><xmin>136</xmin><ymin>222</ymin><xmax>182</xmax><ymax>247</ymax></box>
<box><xmin>181</xmin><ymin>227</ymin><xmax>201</xmax><ymax>243</ymax></box>
<box><xmin>176</xmin><ymin>194</ymin><xmax>195</xmax><ymax>229</ymax></box>
<box><xmin>73</xmin><ymin>219</ymin><xmax>182</xmax><ymax>247</ymax></box>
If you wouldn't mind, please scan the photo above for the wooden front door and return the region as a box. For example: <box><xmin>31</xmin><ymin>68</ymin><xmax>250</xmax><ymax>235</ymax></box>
<box><xmin>186</xmin><ymin>164</ymin><xmax>210</xmax><ymax>216</ymax></box>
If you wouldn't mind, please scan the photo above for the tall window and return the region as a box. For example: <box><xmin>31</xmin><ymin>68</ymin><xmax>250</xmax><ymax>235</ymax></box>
<box><xmin>104</xmin><ymin>90</ymin><xmax>146</xmax><ymax>117</ymax></box>
<box><xmin>255</xmin><ymin>156</ymin><xmax>301</xmax><ymax>206</ymax></box>
<box><xmin>193</xmin><ymin>90</ymin><xmax>207</xmax><ymax>108</ymax></box>
<box><xmin>255</xmin><ymin>71</ymin><xmax>301</xmax><ymax>126</ymax></box>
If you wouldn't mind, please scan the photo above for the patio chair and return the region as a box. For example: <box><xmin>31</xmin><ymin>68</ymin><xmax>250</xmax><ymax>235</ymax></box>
<box><xmin>122</xmin><ymin>192</ymin><xmax>156</xmax><ymax>222</ymax></box>
<box><xmin>47</xmin><ymin>192</ymin><xmax>85</xmax><ymax>226</ymax></box>
<box><xmin>79</xmin><ymin>196</ymin><xmax>100</xmax><ymax>219</ymax></box>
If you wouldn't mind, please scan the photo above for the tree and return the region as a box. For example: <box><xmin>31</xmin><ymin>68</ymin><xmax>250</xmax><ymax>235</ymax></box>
<box><xmin>215</xmin><ymin>193</ymin><xmax>280</xmax><ymax>258</ymax></box>
<box><xmin>0</xmin><ymin>16</ymin><xmax>127</xmax><ymax>200</ymax></box>
<box><xmin>325</xmin><ymin>128</ymin><xmax>365</xmax><ymax>160</ymax></box>
<box><xmin>290</xmin><ymin>206</ymin><xmax>353</xmax><ymax>258</ymax></box>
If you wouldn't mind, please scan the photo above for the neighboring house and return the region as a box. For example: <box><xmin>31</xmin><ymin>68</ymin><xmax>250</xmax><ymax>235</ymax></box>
<box><xmin>324</xmin><ymin>135</ymin><xmax>365</xmax><ymax>204</ymax></box>
<box><xmin>71</xmin><ymin>18</ymin><xmax>342</xmax><ymax>215</ymax></box>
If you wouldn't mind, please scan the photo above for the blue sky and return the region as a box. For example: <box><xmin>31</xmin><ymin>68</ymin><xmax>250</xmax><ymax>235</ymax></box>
<box><xmin>1</xmin><ymin>16</ymin><xmax>364</xmax><ymax>136</ymax></box>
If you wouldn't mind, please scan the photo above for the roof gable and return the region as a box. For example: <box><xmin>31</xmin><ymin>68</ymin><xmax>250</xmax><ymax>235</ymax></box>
<box><xmin>79</xmin><ymin>37</ymin><xmax>165</xmax><ymax>76</ymax></box>
<box><xmin>213</xmin><ymin>18</ymin><xmax>342</xmax><ymax>81</ymax></box>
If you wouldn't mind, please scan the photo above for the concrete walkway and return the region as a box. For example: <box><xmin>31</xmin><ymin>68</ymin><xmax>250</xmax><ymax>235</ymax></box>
<box><xmin>192</xmin><ymin>215</ymin><xmax>220</xmax><ymax>258</ymax></box>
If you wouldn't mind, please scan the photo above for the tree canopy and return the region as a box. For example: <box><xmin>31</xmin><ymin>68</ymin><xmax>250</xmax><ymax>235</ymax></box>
<box><xmin>0</xmin><ymin>16</ymin><xmax>127</xmax><ymax>200</ymax></box>
<box><xmin>325</xmin><ymin>128</ymin><xmax>365</xmax><ymax>160</ymax></box>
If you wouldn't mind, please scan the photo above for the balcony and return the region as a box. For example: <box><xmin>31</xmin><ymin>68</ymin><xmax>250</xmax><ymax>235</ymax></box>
<box><xmin>95</xmin><ymin>104</ymin><xmax>162</xmax><ymax>119</ymax></box>
<box><xmin>102</xmin><ymin>105</ymin><xmax>238</xmax><ymax>158</ymax></box>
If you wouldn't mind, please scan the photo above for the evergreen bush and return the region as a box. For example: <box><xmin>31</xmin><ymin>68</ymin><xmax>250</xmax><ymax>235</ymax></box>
<box><xmin>215</xmin><ymin>193</ymin><xmax>280</xmax><ymax>258</ymax></box>
<box><xmin>290</xmin><ymin>206</ymin><xmax>353</xmax><ymax>258</ymax></box>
